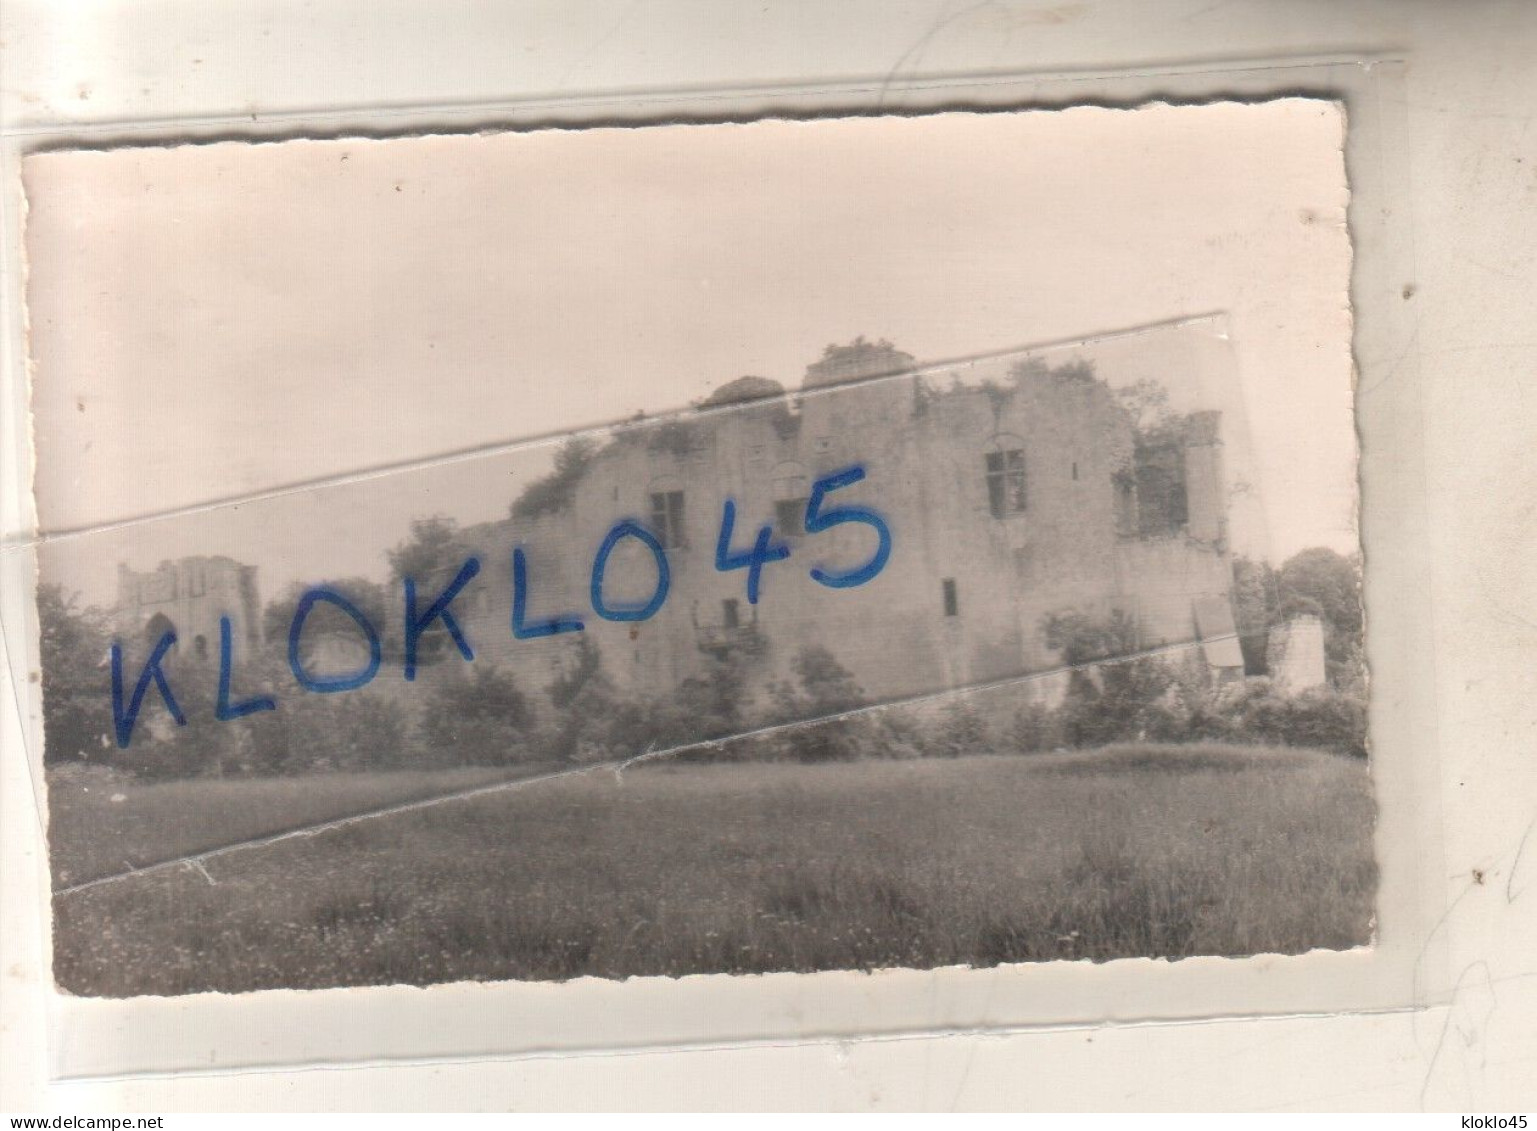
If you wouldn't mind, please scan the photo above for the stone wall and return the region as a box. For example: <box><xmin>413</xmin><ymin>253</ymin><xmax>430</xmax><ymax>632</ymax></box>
<box><xmin>447</xmin><ymin>365</ymin><xmax>1240</xmax><ymax>712</ymax></box>
<box><xmin>115</xmin><ymin>556</ymin><xmax>262</xmax><ymax>660</ymax></box>
<box><xmin>110</xmin><ymin>365</ymin><xmax>1242</xmax><ymax>721</ymax></box>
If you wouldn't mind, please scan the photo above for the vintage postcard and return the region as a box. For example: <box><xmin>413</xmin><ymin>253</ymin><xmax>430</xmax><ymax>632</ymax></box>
<box><xmin>21</xmin><ymin>102</ymin><xmax>1363</xmax><ymax>1000</ymax></box>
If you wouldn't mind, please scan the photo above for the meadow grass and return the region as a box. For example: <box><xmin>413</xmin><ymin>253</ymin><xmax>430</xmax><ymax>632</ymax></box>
<box><xmin>50</xmin><ymin>744</ymin><xmax>1376</xmax><ymax>996</ymax></box>
<box><xmin>46</xmin><ymin>763</ymin><xmax>556</xmax><ymax>889</ymax></box>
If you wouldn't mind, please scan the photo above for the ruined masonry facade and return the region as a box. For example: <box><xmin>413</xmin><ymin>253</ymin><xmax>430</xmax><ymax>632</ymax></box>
<box><xmin>114</xmin><ymin>365</ymin><xmax>1246</xmax><ymax>710</ymax></box>
<box><xmin>450</xmin><ymin>365</ymin><xmax>1243</xmax><ymax>708</ymax></box>
<box><xmin>115</xmin><ymin>557</ymin><xmax>262</xmax><ymax>660</ymax></box>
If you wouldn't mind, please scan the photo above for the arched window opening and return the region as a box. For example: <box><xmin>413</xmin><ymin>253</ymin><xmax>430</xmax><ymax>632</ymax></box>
<box><xmin>144</xmin><ymin>613</ymin><xmax>178</xmax><ymax>652</ymax></box>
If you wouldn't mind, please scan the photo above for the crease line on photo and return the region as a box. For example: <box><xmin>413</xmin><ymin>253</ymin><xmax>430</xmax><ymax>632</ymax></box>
<box><xmin>5</xmin><ymin>311</ymin><xmax>1228</xmax><ymax>550</ymax></box>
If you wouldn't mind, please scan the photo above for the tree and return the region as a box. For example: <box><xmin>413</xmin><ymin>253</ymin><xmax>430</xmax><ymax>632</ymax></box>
<box><xmin>262</xmin><ymin>576</ymin><xmax>397</xmax><ymax>661</ymax></box>
<box><xmin>1230</xmin><ymin>555</ymin><xmax>1280</xmax><ymax>675</ymax></box>
<box><xmin>1277</xmin><ymin>547</ymin><xmax>1364</xmax><ymax>685</ymax></box>
<box><xmin>1277</xmin><ymin>548</ymin><xmax>1362</xmax><ymax>643</ymax></box>
<box><xmin>767</xmin><ymin>645</ymin><xmax>872</xmax><ymax>761</ymax></box>
<box><xmin>1043</xmin><ymin>606</ymin><xmax>1140</xmax><ymax>667</ymax></box>
<box><xmin>234</xmin><ymin>692</ymin><xmax>408</xmax><ymax>775</ymax></box>
<box><xmin>420</xmin><ymin>665</ymin><xmax>535</xmax><ymax>766</ymax></box>
<box><xmin>1042</xmin><ymin>608</ymin><xmax>1172</xmax><ymax>747</ymax></box>
<box><xmin>36</xmin><ymin>584</ymin><xmax>111</xmax><ymax>763</ymax></box>
<box><xmin>789</xmin><ymin>644</ymin><xmax>865</xmax><ymax>715</ymax></box>
<box><xmin>926</xmin><ymin>697</ymin><xmax>991</xmax><ymax>758</ymax></box>
<box><xmin>552</xmin><ymin>662</ymin><xmax>628</xmax><ymax>763</ymax></box>
<box><xmin>1114</xmin><ymin>378</ymin><xmax>1177</xmax><ymax>433</ymax></box>
<box><xmin>387</xmin><ymin>515</ymin><xmax>467</xmax><ymax>585</ymax></box>
<box><xmin>547</xmin><ymin>635</ymin><xmax>602</xmax><ymax>710</ymax></box>
<box><xmin>1228</xmin><ymin>548</ymin><xmax>1364</xmax><ymax>688</ymax></box>
<box><xmin>387</xmin><ymin>516</ymin><xmax>471</xmax><ymax>670</ymax></box>
<box><xmin>670</xmin><ymin>654</ymin><xmax>749</xmax><ymax>740</ymax></box>
<box><xmin>1006</xmin><ymin>356</ymin><xmax>1051</xmax><ymax>385</ymax></box>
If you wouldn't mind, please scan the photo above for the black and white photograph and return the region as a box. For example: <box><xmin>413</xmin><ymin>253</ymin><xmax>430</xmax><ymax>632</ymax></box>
<box><xmin>22</xmin><ymin>103</ymin><xmax>1369</xmax><ymax>998</ymax></box>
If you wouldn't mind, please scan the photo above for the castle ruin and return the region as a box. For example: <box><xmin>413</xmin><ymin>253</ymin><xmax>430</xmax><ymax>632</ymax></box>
<box><xmin>447</xmin><ymin>354</ymin><xmax>1244</xmax><ymax>709</ymax></box>
<box><xmin>112</xmin><ymin>352</ymin><xmax>1247</xmax><ymax>717</ymax></box>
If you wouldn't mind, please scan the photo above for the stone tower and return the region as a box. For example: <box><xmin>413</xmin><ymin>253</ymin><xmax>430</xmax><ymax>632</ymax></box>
<box><xmin>114</xmin><ymin>556</ymin><xmax>262</xmax><ymax>661</ymax></box>
<box><xmin>1266</xmin><ymin>614</ymin><xmax>1328</xmax><ymax>695</ymax></box>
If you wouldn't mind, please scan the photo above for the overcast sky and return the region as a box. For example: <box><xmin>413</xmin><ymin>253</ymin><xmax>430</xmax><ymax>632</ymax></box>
<box><xmin>23</xmin><ymin>101</ymin><xmax>1354</xmax><ymax>606</ymax></box>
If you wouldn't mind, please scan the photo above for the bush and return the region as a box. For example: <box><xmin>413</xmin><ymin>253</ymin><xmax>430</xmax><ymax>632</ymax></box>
<box><xmin>776</xmin><ymin>713</ymin><xmax>887</xmax><ymax>763</ymax></box>
<box><xmin>553</xmin><ymin>675</ymin><xmax>629</xmax><ymax>763</ymax></box>
<box><xmin>787</xmin><ymin>645</ymin><xmax>865</xmax><ymax>714</ymax></box>
<box><xmin>548</xmin><ymin>636</ymin><xmax>602</xmax><ymax>710</ymax></box>
<box><xmin>1025</xmin><ymin>601</ymin><xmax>1369</xmax><ymax>758</ymax></box>
<box><xmin>674</xmin><ymin>655</ymin><xmax>750</xmax><ymax>738</ymax></box>
<box><xmin>112</xmin><ymin>663</ymin><xmax>417</xmax><ymax>780</ymax></box>
<box><xmin>644</xmin><ymin>419</ymin><xmax>698</xmax><ymax>457</ymax></box>
<box><xmin>763</xmin><ymin>645</ymin><xmax>877</xmax><ymax>762</ymax></box>
<box><xmin>419</xmin><ymin>666</ymin><xmax>537</xmax><ymax>766</ymax></box>
<box><xmin>117</xmin><ymin>718</ymin><xmax>242</xmax><ymax>781</ymax></box>
<box><xmin>1011</xmin><ymin>703</ymin><xmax>1065</xmax><ymax>753</ymax></box>
<box><xmin>36</xmin><ymin>585</ymin><xmax>113</xmax><ymax>764</ymax></box>
<box><xmin>923</xmin><ymin>698</ymin><xmax>992</xmax><ymax>759</ymax></box>
<box><xmin>240</xmin><ymin>693</ymin><xmax>414</xmax><ymax>774</ymax></box>
<box><xmin>1041</xmin><ymin>607</ymin><xmax>1177</xmax><ymax>746</ymax></box>
<box><xmin>872</xmin><ymin>706</ymin><xmax>928</xmax><ymax>760</ymax></box>
<box><xmin>1122</xmin><ymin>678</ymin><xmax>1368</xmax><ymax>759</ymax></box>
<box><xmin>548</xmin><ymin>644</ymin><xmax>753</xmax><ymax>765</ymax></box>
<box><xmin>1235</xmin><ymin>685</ymin><xmax>1367</xmax><ymax>758</ymax></box>
<box><xmin>110</xmin><ymin>659</ymin><xmax>244</xmax><ymax>780</ymax></box>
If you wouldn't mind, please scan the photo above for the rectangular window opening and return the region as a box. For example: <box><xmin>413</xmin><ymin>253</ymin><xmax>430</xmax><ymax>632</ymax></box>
<box><xmin>722</xmin><ymin>598</ymin><xmax>740</xmax><ymax>629</ymax></box>
<box><xmin>1132</xmin><ymin>441</ymin><xmax>1189</xmax><ymax>537</ymax></box>
<box><xmin>985</xmin><ymin>449</ymin><xmax>1028</xmax><ymax>518</ymax></box>
<box><xmin>942</xmin><ymin>578</ymin><xmax>959</xmax><ymax>617</ymax></box>
<box><xmin>650</xmin><ymin>490</ymin><xmax>687</xmax><ymax>548</ymax></box>
<box><xmin>774</xmin><ymin>496</ymin><xmax>807</xmax><ymax>537</ymax></box>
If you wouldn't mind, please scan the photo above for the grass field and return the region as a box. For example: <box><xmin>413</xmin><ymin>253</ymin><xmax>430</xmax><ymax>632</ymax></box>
<box><xmin>46</xmin><ymin>763</ymin><xmax>557</xmax><ymax>889</ymax></box>
<box><xmin>49</xmin><ymin>744</ymin><xmax>1377</xmax><ymax>996</ymax></box>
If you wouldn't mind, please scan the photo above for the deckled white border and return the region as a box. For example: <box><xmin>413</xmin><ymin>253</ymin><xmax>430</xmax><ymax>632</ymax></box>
<box><xmin>0</xmin><ymin>69</ymin><xmax>1445</xmax><ymax>1083</ymax></box>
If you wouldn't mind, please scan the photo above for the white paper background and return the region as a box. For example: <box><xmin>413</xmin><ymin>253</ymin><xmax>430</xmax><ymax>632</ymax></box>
<box><xmin>2</xmin><ymin>0</ymin><xmax>1534</xmax><ymax>1112</ymax></box>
